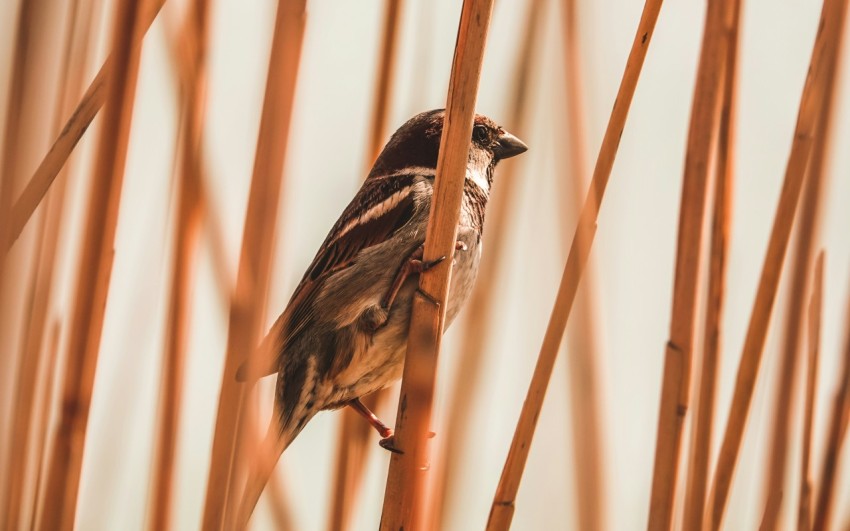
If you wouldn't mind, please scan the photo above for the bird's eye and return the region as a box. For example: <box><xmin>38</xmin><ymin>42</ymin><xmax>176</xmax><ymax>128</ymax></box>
<box><xmin>473</xmin><ymin>125</ymin><xmax>488</xmax><ymax>143</ymax></box>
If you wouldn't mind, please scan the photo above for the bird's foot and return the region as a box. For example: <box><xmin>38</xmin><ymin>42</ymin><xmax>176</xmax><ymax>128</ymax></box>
<box><xmin>377</xmin><ymin>241</ymin><xmax>466</xmax><ymax>319</ymax></box>
<box><xmin>378</xmin><ymin>431</ymin><xmax>436</xmax><ymax>455</ymax></box>
<box><xmin>379</xmin><ymin>434</ymin><xmax>403</xmax><ymax>454</ymax></box>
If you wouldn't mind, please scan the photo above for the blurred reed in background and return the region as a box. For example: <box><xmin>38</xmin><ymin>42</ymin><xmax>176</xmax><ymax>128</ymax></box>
<box><xmin>0</xmin><ymin>0</ymin><xmax>849</xmax><ymax>530</ymax></box>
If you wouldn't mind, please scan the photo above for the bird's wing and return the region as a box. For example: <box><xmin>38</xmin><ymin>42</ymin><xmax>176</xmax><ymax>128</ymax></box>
<box><xmin>236</xmin><ymin>172</ymin><xmax>424</xmax><ymax>382</ymax></box>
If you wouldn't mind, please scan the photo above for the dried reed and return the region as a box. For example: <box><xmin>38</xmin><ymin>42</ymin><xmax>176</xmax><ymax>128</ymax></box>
<box><xmin>200</xmin><ymin>0</ymin><xmax>306</xmax><ymax>527</ymax></box>
<box><xmin>812</xmin><ymin>279</ymin><xmax>850</xmax><ymax>529</ymax></box>
<box><xmin>487</xmin><ymin>1</ymin><xmax>665</xmax><ymax>528</ymax></box>
<box><xmin>706</xmin><ymin>0</ymin><xmax>849</xmax><ymax>525</ymax></box>
<box><xmin>0</xmin><ymin>0</ymin><xmax>33</xmax><ymax>249</ymax></box>
<box><xmin>761</xmin><ymin>8</ymin><xmax>844</xmax><ymax>523</ymax></box>
<box><xmin>559</xmin><ymin>0</ymin><xmax>606</xmax><ymax>528</ymax></box>
<box><xmin>327</xmin><ymin>3</ymin><xmax>405</xmax><ymax>528</ymax></box>
<box><xmin>28</xmin><ymin>318</ymin><xmax>62</xmax><ymax>529</ymax></box>
<box><xmin>797</xmin><ymin>252</ymin><xmax>824</xmax><ymax>531</ymax></box>
<box><xmin>366</xmin><ymin>0</ymin><xmax>403</xmax><ymax>166</ymax></box>
<box><xmin>379</xmin><ymin>1</ymin><xmax>494</xmax><ymax>528</ymax></box>
<box><xmin>429</xmin><ymin>1</ymin><xmax>543</xmax><ymax>527</ymax></box>
<box><xmin>1</xmin><ymin>0</ymin><xmax>95</xmax><ymax>527</ymax></box>
<box><xmin>3</xmin><ymin>0</ymin><xmax>166</xmax><ymax>257</ymax></box>
<box><xmin>680</xmin><ymin>1</ymin><xmax>740</xmax><ymax>528</ymax></box>
<box><xmin>38</xmin><ymin>1</ymin><xmax>145</xmax><ymax>528</ymax></box>
<box><xmin>147</xmin><ymin>1</ymin><xmax>210</xmax><ymax>529</ymax></box>
<box><xmin>647</xmin><ymin>1</ymin><xmax>732</xmax><ymax>528</ymax></box>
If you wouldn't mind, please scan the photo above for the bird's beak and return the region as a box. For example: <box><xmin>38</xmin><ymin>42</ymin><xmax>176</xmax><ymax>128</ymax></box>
<box><xmin>493</xmin><ymin>131</ymin><xmax>528</xmax><ymax>159</ymax></box>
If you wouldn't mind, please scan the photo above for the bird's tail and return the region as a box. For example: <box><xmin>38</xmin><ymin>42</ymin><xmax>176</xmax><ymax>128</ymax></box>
<box><xmin>234</xmin><ymin>418</ymin><xmax>296</xmax><ymax>530</ymax></box>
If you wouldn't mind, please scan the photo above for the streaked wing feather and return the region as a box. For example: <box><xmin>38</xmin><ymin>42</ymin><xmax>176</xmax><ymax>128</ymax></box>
<box><xmin>236</xmin><ymin>173</ymin><xmax>421</xmax><ymax>381</ymax></box>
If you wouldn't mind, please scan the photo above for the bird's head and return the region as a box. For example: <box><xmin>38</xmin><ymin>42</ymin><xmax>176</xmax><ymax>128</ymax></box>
<box><xmin>368</xmin><ymin>109</ymin><xmax>528</xmax><ymax>189</ymax></box>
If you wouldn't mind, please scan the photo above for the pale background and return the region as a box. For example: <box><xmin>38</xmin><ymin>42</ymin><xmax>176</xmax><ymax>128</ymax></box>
<box><xmin>0</xmin><ymin>0</ymin><xmax>849</xmax><ymax>529</ymax></box>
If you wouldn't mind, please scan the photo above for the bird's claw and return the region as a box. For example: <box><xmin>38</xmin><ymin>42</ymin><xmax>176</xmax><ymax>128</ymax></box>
<box><xmin>377</xmin><ymin>431</ymin><xmax>435</xmax><ymax>454</ymax></box>
<box><xmin>379</xmin><ymin>435</ymin><xmax>404</xmax><ymax>454</ymax></box>
<box><xmin>415</xmin><ymin>288</ymin><xmax>441</xmax><ymax>307</ymax></box>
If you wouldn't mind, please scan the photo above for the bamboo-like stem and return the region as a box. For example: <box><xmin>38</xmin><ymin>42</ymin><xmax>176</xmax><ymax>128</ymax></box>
<box><xmin>706</xmin><ymin>0</ymin><xmax>849</xmax><ymax>525</ymax></box>
<box><xmin>761</xmin><ymin>17</ymin><xmax>845</xmax><ymax>529</ymax></box>
<box><xmin>647</xmin><ymin>0</ymin><xmax>732</xmax><ymax>527</ymax></box>
<box><xmin>559</xmin><ymin>0</ymin><xmax>606</xmax><ymax>528</ymax></box>
<box><xmin>681</xmin><ymin>2</ymin><xmax>740</xmax><ymax>529</ymax></box>
<box><xmin>797</xmin><ymin>252</ymin><xmax>824</xmax><ymax>531</ymax></box>
<box><xmin>200</xmin><ymin>1</ymin><xmax>306</xmax><ymax>528</ymax></box>
<box><xmin>2</xmin><ymin>0</ymin><xmax>167</xmax><ymax>258</ymax></box>
<box><xmin>1</xmin><ymin>0</ymin><xmax>93</xmax><ymax>526</ymax></box>
<box><xmin>37</xmin><ymin>1</ymin><xmax>145</xmax><ymax>528</ymax></box>
<box><xmin>326</xmin><ymin>3</ymin><xmax>404</xmax><ymax>527</ymax></box>
<box><xmin>378</xmin><ymin>1</ymin><xmax>494</xmax><ymax>528</ymax></box>
<box><xmin>812</xmin><ymin>280</ymin><xmax>850</xmax><ymax>530</ymax></box>
<box><xmin>430</xmin><ymin>2</ymin><xmax>543</xmax><ymax>527</ymax></box>
<box><xmin>486</xmin><ymin>1</ymin><xmax>665</xmax><ymax>528</ymax></box>
<box><xmin>147</xmin><ymin>1</ymin><xmax>210</xmax><ymax>529</ymax></box>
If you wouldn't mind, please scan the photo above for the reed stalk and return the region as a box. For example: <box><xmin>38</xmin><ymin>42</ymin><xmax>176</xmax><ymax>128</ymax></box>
<box><xmin>378</xmin><ymin>1</ymin><xmax>494</xmax><ymax>528</ymax></box>
<box><xmin>647</xmin><ymin>1</ymin><xmax>733</xmax><ymax>527</ymax></box>
<box><xmin>326</xmin><ymin>3</ymin><xmax>404</xmax><ymax>528</ymax></box>
<box><xmin>797</xmin><ymin>252</ymin><xmax>824</xmax><ymax>531</ymax></box>
<box><xmin>147</xmin><ymin>2</ymin><xmax>210</xmax><ymax>529</ymax></box>
<box><xmin>429</xmin><ymin>2</ymin><xmax>543</xmax><ymax>527</ymax></box>
<box><xmin>706</xmin><ymin>0</ymin><xmax>849</xmax><ymax>525</ymax></box>
<box><xmin>200</xmin><ymin>1</ymin><xmax>306</xmax><ymax>527</ymax></box>
<box><xmin>761</xmin><ymin>8</ymin><xmax>845</xmax><ymax>524</ymax></box>
<box><xmin>486</xmin><ymin>1</ymin><xmax>665</xmax><ymax>528</ymax></box>
<box><xmin>0</xmin><ymin>0</ymin><xmax>34</xmax><ymax>250</ymax></box>
<box><xmin>559</xmin><ymin>0</ymin><xmax>606</xmax><ymax>528</ymax></box>
<box><xmin>812</xmin><ymin>278</ymin><xmax>850</xmax><ymax>529</ymax></box>
<box><xmin>0</xmin><ymin>0</ymin><xmax>95</xmax><ymax>527</ymax></box>
<box><xmin>3</xmin><ymin>0</ymin><xmax>167</xmax><ymax>258</ymax></box>
<box><xmin>680</xmin><ymin>2</ymin><xmax>741</xmax><ymax>529</ymax></box>
<box><xmin>38</xmin><ymin>1</ymin><xmax>145</xmax><ymax>528</ymax></box>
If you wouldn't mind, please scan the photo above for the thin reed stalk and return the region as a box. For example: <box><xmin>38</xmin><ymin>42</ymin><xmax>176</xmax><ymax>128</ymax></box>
<box><xmin>378</xmin><ymin>1</ymin><xmax>494</xmax><ymax>528</ymax></box>
<box><xmin>38</xmin><ymin>1</ymin><xmax>145</xmax><ymax>528</ymax></box>
<box><xmin>0</xmin><ymin>0</ymin><xmax>34</xmax><ymax>249</ymax></box>
<box><xmin>559</xmin><ymin>0</ymin><xmax>606</xmax><ymax>528</ymax></box>
<box><xmin>681</xmin><ymin>1</ymin><xmax>740</xmax><ymax>529</ymax></box>
<box><xmin>327</xmin><ymin>395</ymin><xmax>378</xmax><ymax>531</ymax></box>
<box><xmin>429</xmin><ymin>2</ymin><xmax>543</xmax><ymax>527</ymax></box>
<box><xmin>3</xmin><ymin>0</ymin><xmax>167</xmax><ymax>257</ymax></box>
<box><xmin>29</xmin><ymin>319</ymin><xmax>62</xmax><ymax>530</ymax></box>
<box><xmin>1</xmin><ymin>0</ymin><xmax>93</xmax><ymax>527</ymax></box>
<box><xmin>147</xmin><ymin>2</ymin><xmax>210</xmax><ymax>529</ymax></box>
<box><xmin>647</xmin><ymin>1</ymin><xmax>733</xmax><ymax>528</ymax></box>
<box><xmin>200</xmin><ymin>1</ymin><xmax>306</xmax><ymax>527</ymax></box>
<box><xmin>486</xmin><ymin>1</ymin><xmax>665</xmax><ymax>528</ymax></box>
<box><xmin>326</xmin><ymin>3</ymin><xmax>405</xmax><ymax>527</ymax></box>
<box><xmin>267</xmin><ymin>465</ymin><xmax>296</xmax><ymax>530</ymax></box>
<box><xmin>761</xmin><ymin>9</ymin><xmax>845</xmax><ymax>524</ymax></box>
<box><xmin>706</xmin><ymin>0</ymin><xmax>849</xmax><ymax>525</ymax></box>
<box><xmin>366</xmin><ymin>0</ymin><xmax>403</xmax><ymax>166</ymax></box>
<box><xmin>812</xmin><ymin>280</ymin><xmax>850</xmax><ymax>529</ymax></box>
<box><xmin>160</xmin><ymin>22</ymin><xmax>232</xmax><ymax>304</ymax></box>
<box><xmin>797</xmin><ymin>252</ymin><xmax>824</xmax><ymax>531</ymax></box>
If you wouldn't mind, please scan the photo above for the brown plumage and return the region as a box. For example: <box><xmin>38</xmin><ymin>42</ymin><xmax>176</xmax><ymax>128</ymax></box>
<box><xmin>235</xmin><ymin>109</ymin><xmax>527</xmax><ymax>526</ymax></box>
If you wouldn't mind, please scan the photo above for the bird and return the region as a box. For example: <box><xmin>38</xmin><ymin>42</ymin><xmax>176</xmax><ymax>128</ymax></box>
<box><xmin>234</xmin><ymin>109</ymin><xmax>527</xmax><ymax>526</ymax></box>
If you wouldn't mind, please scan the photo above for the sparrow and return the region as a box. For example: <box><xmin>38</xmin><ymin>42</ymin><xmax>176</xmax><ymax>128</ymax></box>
<box><xmin>235</xmin><ymin>109</ymin><xmax>527</xmax><ymax>526</ymax></box>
